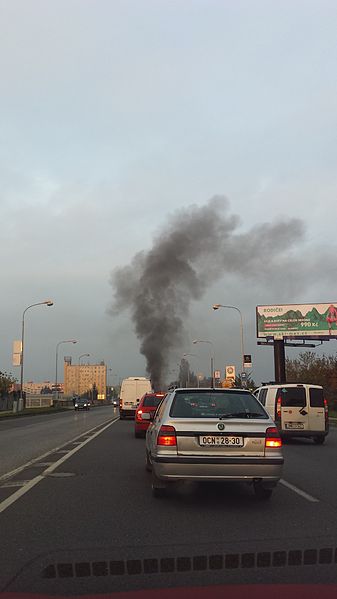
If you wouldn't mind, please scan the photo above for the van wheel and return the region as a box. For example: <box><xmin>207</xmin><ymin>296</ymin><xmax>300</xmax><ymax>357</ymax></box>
<box><xmin>151</xmin><ymin>471</ymin><xmax>166</xmax><ymax>497</ymax></box>
<box><xmin>253</xmin><ymin>482</ymin><xmax>273</xmax><ymax>500</ymax></box>
<box><xmin>146</xmin><ymin>450</ymin><xmax>152</xmax><ymax>472</ymax></box>
<box><xmin>313</xmin><ymin>435</ymin><xmax>325</xmax><ymax>445</ymax></box>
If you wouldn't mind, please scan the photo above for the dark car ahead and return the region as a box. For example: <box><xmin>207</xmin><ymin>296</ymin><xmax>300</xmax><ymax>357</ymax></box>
<box><xmin>134</xmin><ymin>392</ymin><xmax>166</xmax><ymax>438</ymax></box>
<box><xmin>74</xmin><ymin>398</ymin><xmax>90</xmax><ymax>411</ymax></box>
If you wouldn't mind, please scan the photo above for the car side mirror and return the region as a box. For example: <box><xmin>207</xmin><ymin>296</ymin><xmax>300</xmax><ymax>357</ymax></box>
<box><xmin>141</xmin><ymin>412</ymin><xmax>151</xmax><ymax>421</ymax></box>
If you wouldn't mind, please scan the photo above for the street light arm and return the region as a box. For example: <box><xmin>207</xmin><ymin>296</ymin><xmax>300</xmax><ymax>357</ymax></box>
<box><xmin>23</xmin><ymin>300</ymin><xmax>53</xmax><ymax>318</ymax></box>
<box><xmin>212</xmin><ymin>303</ymin><xmax>245</xmax><ymax>372</ymax></box>
<box><xmin>20</xmin><ymin>300</ymin><xmax>54</xmax><ymax>408</ymax></box>
<box><xmin>192</xmin><ymin>339</ymin><xmax>215</xmax><ymax>386</ymax></box>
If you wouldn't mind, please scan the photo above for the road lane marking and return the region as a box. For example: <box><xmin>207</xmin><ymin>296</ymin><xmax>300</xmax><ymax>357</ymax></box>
<box><xmin>0</xmin><ymin>417</ymin><xmax>119</xmax><ymax>515</ymax></box>
<box><xmin>0</xmin><ymin>480</ymin><xmax>31</xmax><ymax>488</ymax></box>
<box><xmin>280</xmin><ymin>479</ymin><xmax>319</xmax><ymax>503</ymax></box>
<box><xmin>0</xmin><ymin>416</ymin><xmax>118</xmax><ymax>483</ymax></box>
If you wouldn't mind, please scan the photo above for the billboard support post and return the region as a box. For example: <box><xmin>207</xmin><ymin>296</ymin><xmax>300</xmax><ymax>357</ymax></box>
<box><xmin>274</xmin><ymin>339</ymin><xmax>286</xmax><ymax>383</ymax></box>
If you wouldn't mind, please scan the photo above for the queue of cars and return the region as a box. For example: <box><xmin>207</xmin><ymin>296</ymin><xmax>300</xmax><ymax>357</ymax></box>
<box><xmin>122</xmin><ymin>380</ymin><xmax>329</xmax><ymax>500</ymax></box>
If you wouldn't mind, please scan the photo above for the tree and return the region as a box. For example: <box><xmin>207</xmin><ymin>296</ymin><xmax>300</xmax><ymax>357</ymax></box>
<box><xmin>286</xmin><ymin>351</ymin><xmax>337</xmax><ymax>406</ymax></box>
<box><xmin>232</xmin><ymin>373</ymin><xmax>256</xmax><ymax>391</ymax></box>
<box><xmin>0</xmin><ymin>371</ymin><xmax>17</xmax><ymax>398</ymax></box>
<box><xmin>40</xmin><ymin>386</ymin><xmax>53</xmax><ymax>394</ymax></box>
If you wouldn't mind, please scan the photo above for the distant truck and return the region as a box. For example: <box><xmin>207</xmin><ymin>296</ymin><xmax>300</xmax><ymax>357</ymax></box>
<box><xmin>119</xmin><ymin>377</ymin><xmax>152</xmax><ymax>419</ymax></box>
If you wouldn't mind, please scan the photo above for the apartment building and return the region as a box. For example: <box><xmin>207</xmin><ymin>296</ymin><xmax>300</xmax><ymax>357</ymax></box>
<box><xmin>64</xmin><ymin>359</ymin><xmax>107</xmax><ymax>399</ymax></box>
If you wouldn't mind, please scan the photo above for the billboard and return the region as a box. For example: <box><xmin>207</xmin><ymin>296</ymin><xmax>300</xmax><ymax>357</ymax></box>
<box><xmin>256</xmin><ymin>303</ymin><xmax>337</xmax><ymax>340</ymax></box>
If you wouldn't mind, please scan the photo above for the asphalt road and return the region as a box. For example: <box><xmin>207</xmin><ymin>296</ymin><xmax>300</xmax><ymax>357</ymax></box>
<box><xmin>0</xmin><ymin>405</ymin><xmax>117</xmax><ymax>478</ymax></box>
<box><xmin>0</xmin><ymin>414</ymin><xmax>337</xmax><ymax>595</ymax></box>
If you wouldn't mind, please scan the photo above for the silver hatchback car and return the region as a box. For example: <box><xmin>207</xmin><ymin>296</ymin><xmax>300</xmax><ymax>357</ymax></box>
<box><xmin>143</xmin><ymin>388</ymin><xmax>284</xmax><ymax>499</ymax></box>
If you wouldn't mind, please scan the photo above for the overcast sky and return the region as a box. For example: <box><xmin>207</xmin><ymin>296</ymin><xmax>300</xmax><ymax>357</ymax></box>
<box><xmin>1</xmin><ymin>0</ymin><xmax>337</xmax><ymax>387</ymax></box>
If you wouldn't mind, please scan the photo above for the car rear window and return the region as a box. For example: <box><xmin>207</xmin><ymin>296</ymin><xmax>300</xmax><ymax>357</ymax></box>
<box><xmin>169</xmin><ymin>391</ymin><xmax>268</xmax><ymax>419</ymax></box>
<box><xmin>257</xmin><ymin>388</ymin><xmax>267</xmax><ymax>406</ymax></box>
<box><xmin>309</xmin><ymin>387</ymin><xmax>324</xmax><ymax>407</ymax></box>
<box><xmin>278</xmin><ymin>387</ymin><xmax>306</xmax><ymax>407</ymax></box>
<box><xmin>142</xmin><ymin>395</ymin><xmax>164</xmax><ymax>407</ymax></box>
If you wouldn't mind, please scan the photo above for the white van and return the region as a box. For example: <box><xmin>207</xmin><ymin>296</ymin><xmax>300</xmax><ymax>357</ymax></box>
<box><xmin>119</xmin><ymin>377</ymin><xmax>152</xmax><ymax>419</ymax></box>
<box><xmin>254</xmin><ymin>383</ymin><xmax>329</xmax><ymax>444</ymax></box>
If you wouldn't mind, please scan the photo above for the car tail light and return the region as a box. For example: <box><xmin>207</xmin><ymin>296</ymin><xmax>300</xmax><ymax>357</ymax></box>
<box><xmin>157</xmin><ymin>425</ymin><xmax>177</xmax><ymax>446</ymax></box>
<box><xmin>276</xmin><ymin>396</ymin><xmax>281</xmax><ymax>419</ymax></box>
<box><xmin>135</xmin><ymin>409</ymin><xmax>143</xmax><ymax>421</ymax></box>
<box><xmin>265</xmin><ymin>427</ymin><xmax>282</xmax><ymax>448</ymax></box>
<box><xmin>324</xmin><ymin>398</ymin><xmax>329</xmax><ymax>420</ymax></box>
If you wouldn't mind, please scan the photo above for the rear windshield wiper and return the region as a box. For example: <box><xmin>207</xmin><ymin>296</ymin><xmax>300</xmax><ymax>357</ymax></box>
<box><xmin>218</xmin><ymin>412</ymin><xmax>265</xmax><ymax>420</ymax></box>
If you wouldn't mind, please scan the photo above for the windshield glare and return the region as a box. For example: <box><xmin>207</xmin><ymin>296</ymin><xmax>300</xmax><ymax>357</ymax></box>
<box><xmin>169</xmin><ymin>391</ymin><xmax>268</xmax><ymax>419</ymax></box>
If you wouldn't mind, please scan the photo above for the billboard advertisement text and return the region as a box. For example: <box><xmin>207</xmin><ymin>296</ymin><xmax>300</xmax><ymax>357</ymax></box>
<box><xmin>256</xmin><ymin>303</ymin><xmax>337</xmax><ymax>340</ymax></box>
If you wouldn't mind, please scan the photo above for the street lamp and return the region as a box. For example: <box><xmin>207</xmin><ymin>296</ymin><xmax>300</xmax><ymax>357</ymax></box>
<box><xmin>55</xmin><ymin>340</ymin><xmax>77</xmax><ymax>402</ymax></box>
<box><xmin>108</xmin><ymin>369</ymin><xmax>118</xmax><ymax>399</ymax></box>
<box><xmin>19</xmin><ymin>300</ymin><xmax>54</xmax><ymax>411</ymax></box>
<box><xmin>182</xmin><ymin>353</ymin><xmax>198</xmax><ymax>387</ymax></box>
<box><xmin>192</xmin><ymin>340</ymin><xmax>215</xmax><ymax>387</ymax></box>
<box><xmin>78</xmin><ymin>354</ymin><xmax>90</xmax><ymax>396</ymax></box>
<box><xmin>79</xmin><ymin>353</ymin><xmax>90</xmax><ymax>364</ymax></box>
<box><xmin>212</xmin><ymin>304</ymin><xmax>245</xmax><ymax>374</ymax></box>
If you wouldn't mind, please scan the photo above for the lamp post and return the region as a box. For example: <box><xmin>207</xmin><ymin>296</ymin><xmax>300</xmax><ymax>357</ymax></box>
<box><xmin>108</xmin><ymin>369</ymin><xmax>118</xmax><ymax>400</ymax></box>
<box><xmin>212</xmin><ymin>304</ymin><xmax>245</xmax><ymax>374</ymax></box>
<box><xmin>182</xmin><ymin>353</ymin><xmax>198</xmax><ymax>387</ymax></box>
<box><xmin>78</xmin><ymin>354</ymin><xmax>90</xmax><ymax>396</ymax></box>
<box><xmin>55</xmin><ymin>340</ymin><xmax>77</xmax><ymax>402</ymax></box>
<box><xmin>192</xmin><ymin>340</ymin><xmax>215</xmax><ymax>387</ymax></box>
<box><xmin>19</xmin><ymin>300</ymin><xmax>54</xmax><ymax>411</ymax></box>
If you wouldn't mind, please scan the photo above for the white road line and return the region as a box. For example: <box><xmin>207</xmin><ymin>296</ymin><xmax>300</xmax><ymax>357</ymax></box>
<box><xmin>0</xmin><ymin>417</ymin><xmax>119</xmax><ymax>515</ymax></box>
<box><xmin>280</xmin><ymin>479</ymin><xmax>319</xmax><ymax>503</ymax></box>
<box><xmin>0</xmin><ymin>416</ymin><xmax>118</xmax><ymax>483</ymax></box>
<box><xmin>1</xmin><ymin>480</ymin><xmax>31</xmax><ymax>488</ymax></box>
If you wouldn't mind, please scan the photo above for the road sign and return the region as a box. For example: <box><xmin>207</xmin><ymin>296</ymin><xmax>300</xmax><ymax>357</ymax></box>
<box><xmin>243</xmin><ymin>354</ymin><xmax>252</xmax><ymax>368</ymax></box>
<box><xmin>214</xmin><ymin>370</ymin><xmax>221</xmax><ymax>379</ymax></box>
<box><xmin>225</xmin><ymin>365</ymin><xmax>236</xmax><ymax>380</ymax></box>
<box><xmin>12</xmin><ymin>340</ymin><xmax>22</xmax><ymax>367</ymax></box>
<box><xmin>241</xmin><ymin>371</ymin><xmax>247</xmax><ymax>380</ymax></box>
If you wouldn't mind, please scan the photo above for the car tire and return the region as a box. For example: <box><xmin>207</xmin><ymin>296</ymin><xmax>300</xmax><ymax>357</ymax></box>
<box><xmin>151</xmin><ymin>471</ymin><xmax>166</xmax><ymax>497</ymax></box>
<box><xmin>253</xmin><ymin>482</ymin><xmax>273</xmax><ymax>500</ymax></box>
<box><xmin>313</xmin><ymin>435</ymin><xmax>325</xmax><ymax>445</ymax></box>
<box><xmin>145</xmin><ymin>450</ymin><xmax>152</xmax><ymax>472</ymax></box>
<box><xmin>135</xmin><ymin>430</ymin><xmax>142</xmax><ymax>438</ymax></box>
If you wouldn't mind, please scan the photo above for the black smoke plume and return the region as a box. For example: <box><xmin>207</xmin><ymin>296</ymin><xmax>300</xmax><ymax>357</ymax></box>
<box><xmin>110</xmin><ymin>197</ymin><xmax>304</xmax><ymax>390</ymax></box>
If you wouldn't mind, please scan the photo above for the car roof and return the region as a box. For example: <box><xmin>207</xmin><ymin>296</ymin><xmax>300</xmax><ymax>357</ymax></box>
<box><xmin>172</xmin><ymin>387</ymin><xmax>251</xmax><ymax>393</ymax></box>
<box><xmin>257</xmin><ymin>383</ymin><xmax>323</xmax><ymax>390</ymax></box>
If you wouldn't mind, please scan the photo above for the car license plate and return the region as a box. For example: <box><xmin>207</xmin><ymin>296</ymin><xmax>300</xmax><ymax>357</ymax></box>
<box><xmin>285</xmin><ymin>422</ymin><xmax>304</xmax><ymax>429</ymax></box>
<box><xmin>199</xmin><ymin>435</ymin><xmax>244</xmax><ymax>447</ymax></box>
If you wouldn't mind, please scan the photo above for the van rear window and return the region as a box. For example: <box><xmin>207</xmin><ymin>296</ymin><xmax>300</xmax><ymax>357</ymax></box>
<box><xmin>278</xmin><ymin>387</ymin><xmax>306</xmax><ymax>407</ymax></box>
<box><xmin>309</xmin><ymin>388</ymin><xmax>324</xmax><ymax>407</ymax></box>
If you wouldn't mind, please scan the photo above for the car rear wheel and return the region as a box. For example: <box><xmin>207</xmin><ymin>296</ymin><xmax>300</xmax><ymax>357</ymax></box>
<box><xmin>135</xmin><ymin>430</ymin><xmax>142</xmax><ymax>438</ymax></box>
<box><xmin>253</xmin><ymin>482</ymin><xmax>273</xmax><ymax>500</ymax></box>
<box><xmin>313</xmin><ymin>435</ymin><xmax>325</xmax><ymax>445</ymax></box>
<box><xmin>151</xmin><ymin>471</ymin><xmax>166</xmax><ymax>497</ymax></box>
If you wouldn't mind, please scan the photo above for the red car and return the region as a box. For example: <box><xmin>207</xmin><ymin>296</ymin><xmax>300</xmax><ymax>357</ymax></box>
<box><xmin>134</xmin><ymin>392</ymin><xmax>166</xmax><ymax>438</ymax></box>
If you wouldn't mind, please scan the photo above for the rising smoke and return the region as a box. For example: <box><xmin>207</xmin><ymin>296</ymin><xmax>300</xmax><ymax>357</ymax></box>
<box><xmin>110</xmin><ymin>197</ymin><xmax>304</xmax><ymax>390</ymax></box>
